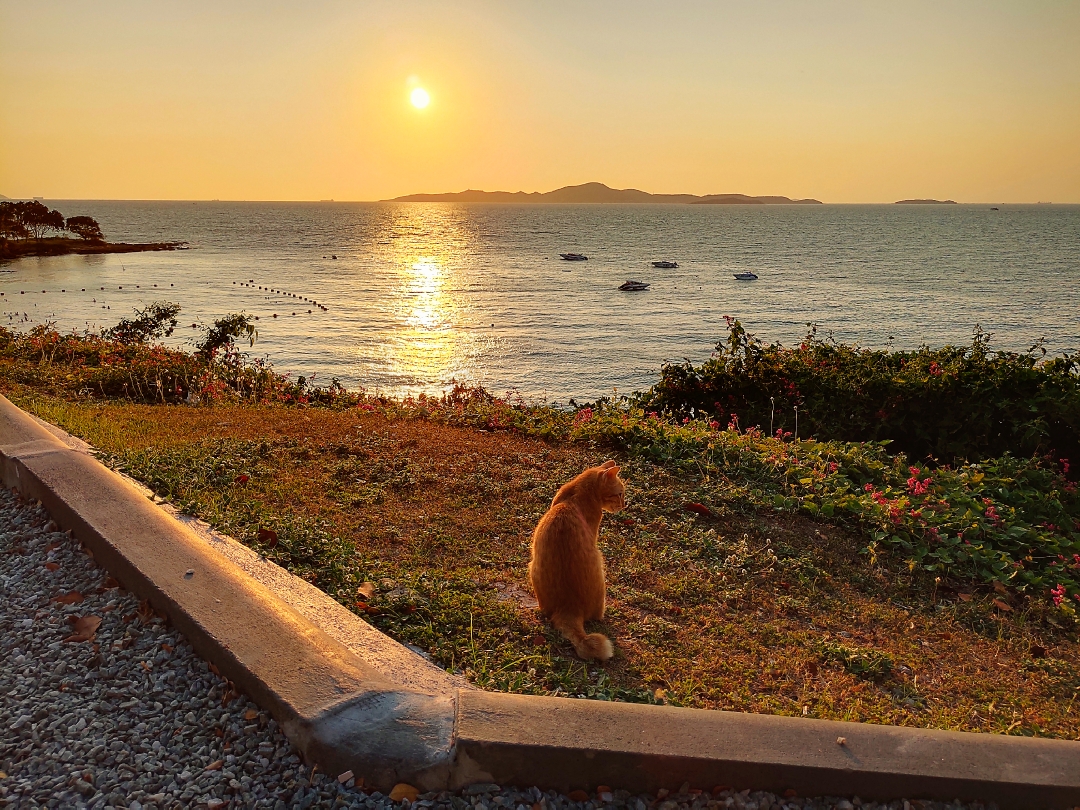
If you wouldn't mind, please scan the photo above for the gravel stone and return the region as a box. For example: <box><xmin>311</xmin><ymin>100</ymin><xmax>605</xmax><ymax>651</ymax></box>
<box><xmin>0</xmin><ymin>489</ymin><xmax>996</xmax><ymax>809</ymax></box>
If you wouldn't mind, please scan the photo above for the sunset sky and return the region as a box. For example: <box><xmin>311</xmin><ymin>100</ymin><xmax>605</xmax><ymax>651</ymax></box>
<box><xmin>2</xmin><ymin>1</ymin><xmax>1078</xmax><ymax>203</ymax></box>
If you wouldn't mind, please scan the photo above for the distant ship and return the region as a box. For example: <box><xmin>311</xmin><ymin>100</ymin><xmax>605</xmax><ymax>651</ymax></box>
<box><xmin>733</xmin><ymin>272</ymin><xmax>758</xmax><ymax>281</ymax></box>
<box><xmin>619</xmin><ymin>280</ymin><xmax>650</xmax><ymax>291</ymax></box>
<box><xmin>651</xmin><ymin>260</ymin><xmax>678</xmax><ymax>268</ymax></box>
<box><xmin>560</xmin><ymin>253</ymin><xmax>588</xmax><ymax>261</ymax></box>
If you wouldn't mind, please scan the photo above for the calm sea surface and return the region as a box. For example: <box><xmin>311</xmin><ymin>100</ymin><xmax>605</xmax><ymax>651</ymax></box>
<box><xmin>3</xmin><ymin>202</ymin><xmax>1077</xmax><ymax>400</ymax></box>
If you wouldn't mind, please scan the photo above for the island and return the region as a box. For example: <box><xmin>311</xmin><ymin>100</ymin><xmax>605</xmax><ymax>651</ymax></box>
<box><xmin>386</xmin><ymin>181</ymin><xmax>822</xmax><ymax>204</ymax></box>
<box><xmin>894</xmin><ymin>199</ymin><xmax>958</xmax><ymax>204</ymax></box>
<box><xmin>0</xmin><ymin>200</ymin><xmax>186</xmax><ymax>260</ymax></box>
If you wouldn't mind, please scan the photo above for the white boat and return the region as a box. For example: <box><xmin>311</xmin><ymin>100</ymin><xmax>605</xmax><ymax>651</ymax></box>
<box><xmin>619</xmin><ymin>280</ymin><xmax>650</xmax><ymax>291</ymax></box>
<box><xmin>733</xmin><ymin>272</ymin><xmax>758</xmax><ymax>281</ymax></box>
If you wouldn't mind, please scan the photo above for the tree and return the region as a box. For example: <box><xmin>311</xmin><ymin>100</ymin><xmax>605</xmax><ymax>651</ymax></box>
<box><xmin>196</xmin><ymin>313</ymin><xmax>258</xmax><ymax>358</ymax></box>
<box><xmin>14</xmin><ymin>201</ymin><xmax>65</xmax><ymax>240</ymax></box>
<box><xmin>104</xmin><ymin>302</ymin><xmax>182</xmax><ymax>344</ymax></box>
<box><xmin>66</xmin><ymin>215</ymin><xmax>104</xmax><ymax>242</ymax></box>
<box><xmin>0</xmin><ymin>202</ymin><xmax>30</xmax><ymax>246</ymax></box>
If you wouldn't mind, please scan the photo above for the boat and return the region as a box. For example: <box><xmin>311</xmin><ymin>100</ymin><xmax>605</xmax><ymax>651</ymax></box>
<box><xmin>733</xmin><ymin>272</ymin><xmax>758</xmax><ymax>281</ymax></box>
<box><xmin>619</xmin><ymin>280</ymin><xmax>650</xmax><ymax>291</ymax></box>
<box><xmin>651</xmin><ymin>260</ymin><xmax>678</xmax><ymax>268</ymax></box>
<box><xmin>560</xmin><ymin>253</ymin><xmax>588</xmax><ymax>261</ymax></box>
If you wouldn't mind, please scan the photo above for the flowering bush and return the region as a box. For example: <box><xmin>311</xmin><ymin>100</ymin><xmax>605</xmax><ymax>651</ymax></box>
<box><xmin>0</xmin><ymin>322</ymin><xmax>305</xmax><ymax>405</ymax></box>
<box><xmin>638</xmin><ymin>319</ymin><xmax>1080</xmax><ymax>465</ymax></box>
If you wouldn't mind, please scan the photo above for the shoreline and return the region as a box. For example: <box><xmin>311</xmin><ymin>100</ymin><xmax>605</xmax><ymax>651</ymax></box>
<box><xmin>0</xmin><ymin>237</ymin><xmax>188</xmax><ymax>261</ymax></box>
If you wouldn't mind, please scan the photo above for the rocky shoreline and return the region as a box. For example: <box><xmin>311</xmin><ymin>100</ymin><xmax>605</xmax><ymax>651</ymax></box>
<box><xmin>0</xmin><ymin>239</ymin><xmax>188</xmax><ymax>261</ymax></box>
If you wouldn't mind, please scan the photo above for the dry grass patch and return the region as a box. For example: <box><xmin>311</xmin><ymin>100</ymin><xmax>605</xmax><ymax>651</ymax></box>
<box><xmin>10</xmin><ymin>394</ymin><xmax>1080</xmax><ymax>738</ymax></box>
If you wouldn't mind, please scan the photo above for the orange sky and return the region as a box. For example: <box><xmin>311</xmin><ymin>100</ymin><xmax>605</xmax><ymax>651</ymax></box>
<box><xmin>2</xmin><ymin>1</ymin><xmax>1078</xmax><ymax>203</ymax></box>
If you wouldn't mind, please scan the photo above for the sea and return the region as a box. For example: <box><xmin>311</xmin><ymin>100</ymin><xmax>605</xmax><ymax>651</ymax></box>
<box><xmin>2</xmin><ymin>201</ymin><xmax>1077</xmax><ymax>402</ymax></box>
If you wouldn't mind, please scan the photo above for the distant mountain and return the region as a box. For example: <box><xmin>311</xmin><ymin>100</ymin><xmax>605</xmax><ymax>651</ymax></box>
<box><xmin>894</xmin><ymin>199</ymin><xmax>957</xmax><ymax>204</ymax></box>
<box><xmin>386</xmin><ymin>182</ymin><xmax>822</xmax><ymax>204</ymax></box>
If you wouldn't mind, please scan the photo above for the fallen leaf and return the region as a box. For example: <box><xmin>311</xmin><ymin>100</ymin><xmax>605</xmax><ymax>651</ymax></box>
<box><xmin>208</xmin><ymin>663</ymin><xmax>221</xmax><ymax>677</ymax></box>
<box><xmin>103</xmin><ymin>576</ymin><xmax>120</xmax><ymax>589</ymax></box>
<box><xmin>1029</xmin><ymin>643</ymin><xmax>1047</xmax><ymax>659</ymax></box>
<box><xmin>992</xmin><ymin>598</ymin><xmax>1013</xmax><ymax>612</ymax></box>
<box><xmin>161</xmin><ymin>643</ymin><xmax>173</xmax><ymax>653</ymax></box>
<box><xmin>63</xmin><ymin>615</ymin><xmax>102</xmax><ymax>643</ymax></box>
<box><xmin>205</xmin><ymin>760</ymin><xmax>224</xmax><ymax>772</ymax></box>
<box><xmin>958</xmin><ymin>593</ymin><xmax>973</xmax><ymax>602</ymax></box>
<box><xmin>389</xmin><ymin>783</ymin><xmax>419</xmax><ymax>802</ymax></box>
<box><xmin>44</xmin><ymin>562</ymin><xmax>59</xmax><ymax>572</ymax></box>
<box><xmin>234</xmin><ymin>474</ymin><xmax>250</xmax><ymax>484</ymax></box>
<box><xmin>683</xmin><ymin>502</ymin><xmax>714</xmax><ymax>517</ymax></box>
<box><xmin>806</xmin><ymin>662</ymin><xmax>819</xmax><ymax>676</ymax></box>
<box><xmin>530</xmin><ymin>634</ymin><xmax>546</xmax><ymax>647</ymax></box>
<box><xmin>358</xmin><ymin>581</ymin><xmax>376</xmax><ymax>600</ymax></box>
<box><xmin>244</xmin><ymin>709</ymin><xmax>258</xmax><ymax>721</ymax></box>
<box><xmin>51</xmin><ymin>591</ymin><xmax>84</xmax><ymax>605</ymax></box>
<box><xmin>140</xmin><ymin>661</ymin><xmax>152</xmax><ymax>672</ymax></box>
<box><xmin>993</xmin><ymin>580</ymin><xmax>1009</xmax><ymax>595</ymax></box>
<box><xmin>45</xmin><ymin>542</ymin><xmax>60</xmax><ymax>552</ymax></box>
<box><xmin>567</xmin><ymin>791</ymin><xmax>590</xmax><ymax>802</ymax></box>
<box><xmin>363</xmin><ymin>606</ymin><xmax>380</xmax><ymax>615</ymax></box>
<box><xmin>596</xmin><ymin>785</ymin><xmax>611</xmax><ymax>794</ymax></box>
<box><xmin>257</xmin><ymin>527</ymin><xmax>278</xmax><ymax>547</ymax></box>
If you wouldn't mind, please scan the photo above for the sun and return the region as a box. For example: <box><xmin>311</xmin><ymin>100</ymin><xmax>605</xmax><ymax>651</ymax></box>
<box><xmin>410</xmin><ymin>87</ymin><xmax>430</xmax><ymax>109</ymax></box>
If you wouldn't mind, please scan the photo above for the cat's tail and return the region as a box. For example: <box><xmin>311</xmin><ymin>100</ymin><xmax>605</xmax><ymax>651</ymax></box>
<box><xmin>551</xmin><ymin>613</ymin><xmax>614</xmax><ymax>661</ymax></box>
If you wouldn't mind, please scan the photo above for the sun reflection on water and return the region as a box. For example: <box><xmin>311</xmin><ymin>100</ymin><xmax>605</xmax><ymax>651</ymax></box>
<box><xmin>374</xmin><ymin>205</ymin><xmax>477</xmax><ymax>390</ymax></box>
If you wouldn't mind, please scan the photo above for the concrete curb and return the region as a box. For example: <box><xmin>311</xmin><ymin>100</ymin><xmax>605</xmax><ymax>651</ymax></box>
<box><xmin>2</xmin><ymin>395</ymin><xmax>1078</xmax><ymax>809</ymax></box>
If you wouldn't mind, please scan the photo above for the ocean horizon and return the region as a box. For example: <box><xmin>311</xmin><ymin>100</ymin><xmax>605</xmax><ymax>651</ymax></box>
<box><xmin>3</xmin><ymin>201</ymin><xmax>1077</xmax><ymax>401</ymax></box>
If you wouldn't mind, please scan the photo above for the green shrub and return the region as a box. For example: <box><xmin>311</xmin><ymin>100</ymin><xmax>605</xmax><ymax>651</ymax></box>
<box><xmin>638</xmin><ymin>319</ymin><xmax>1080</xmax><ymax>465</ymax></box>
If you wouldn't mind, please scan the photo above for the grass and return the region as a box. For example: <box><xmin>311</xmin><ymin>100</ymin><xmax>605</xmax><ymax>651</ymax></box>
<box><xmin>7</xmin><ymin>389</ymin><xmax>1080</xmax><ymax>739</ymax></box>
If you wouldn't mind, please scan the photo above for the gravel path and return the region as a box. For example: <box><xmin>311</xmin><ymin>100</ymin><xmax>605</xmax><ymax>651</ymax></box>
<box><xmin>1</xmin><ymin>488</ymin><xmax>994</xmax><ymax>810</ymax></box>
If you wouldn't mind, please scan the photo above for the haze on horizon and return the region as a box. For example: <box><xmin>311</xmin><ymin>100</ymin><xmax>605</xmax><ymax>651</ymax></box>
<box><xmin>2</xmin><ymin>1</ymin><xmax>1078</xmax><ymax>204</ymax></box>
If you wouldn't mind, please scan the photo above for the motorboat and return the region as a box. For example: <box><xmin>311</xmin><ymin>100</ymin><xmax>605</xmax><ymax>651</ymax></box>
<box><xmin>619</xmin><ymin>280</ymin><xmax>650</xmax><ymax>291</ymax></box>
<box><xmin>560</xmin><ymin>253</ymin><xmax>588</xmax><ymax>261</ymax></box>
<box><xmin>733</xmin><ymin>272</ymin><xmax>758</xmax><ymax>281</ymax></box>
<box><xmin>651</xmin><ymin>260</ymin><xmax>678</xmax><ymax>268</ymax></box>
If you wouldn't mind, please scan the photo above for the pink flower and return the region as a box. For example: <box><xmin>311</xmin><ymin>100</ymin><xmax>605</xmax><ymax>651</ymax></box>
<box><xmin>864</xmin><ymin>483</ymin><xmax>875</xmax><ymax>493</ymax></box>
<box><xmin>828</xmin><ymin>462</ymin><xmax>839</xmax><ymax>473</ymax></box>
<box><xmin>728</xmin><ymin>415</ymin><xmax>740</xmax><ymax>431</ymax></box>
<box><xmin>1051</xmin><ymin>584</ymin><xmax>1066</xmax><ymax>607</ymax></box>
<box><xmin>709</xmin><ymin>420</ymin><xmax>720</xmax><ymax>430</ymax></box>
<box><xmin>1061</xmin><ymin>458</ymin><xmax>1071</xmax><ymax>475</ymax></box>
<box><xmin>929</xmin><ymin>362</ymin><xmax>942</xmax><ymax>377</ymax></box>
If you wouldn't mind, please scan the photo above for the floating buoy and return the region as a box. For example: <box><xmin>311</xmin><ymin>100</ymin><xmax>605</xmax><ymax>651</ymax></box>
<box><xmin>273</xmin><ymin>314</ymin><xmax>278</xmax><ymax>318</ymax></box>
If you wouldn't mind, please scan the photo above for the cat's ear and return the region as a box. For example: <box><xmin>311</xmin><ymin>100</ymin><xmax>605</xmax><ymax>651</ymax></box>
<box><xmin>603</xmin><ymin>465</ymin><xmax>621</xmax><ymax>478</ymax></box>
<box><xmin>599</xmin><ymin>460</ymin><xmax>617</xmax><ymax>470</ymax></box>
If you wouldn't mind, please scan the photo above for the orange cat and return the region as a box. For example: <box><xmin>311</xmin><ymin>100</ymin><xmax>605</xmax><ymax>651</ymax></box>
<box><xmin>527</xmin><ymin>460</ymin><xmax>625</xmax><ymax>661</ymax></box>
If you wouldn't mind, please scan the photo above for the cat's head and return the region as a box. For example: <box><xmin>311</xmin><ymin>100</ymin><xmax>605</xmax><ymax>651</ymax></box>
<box><xmin>596</xmin><ymin>461</ymin><xmax>625</xmax><ymax>512</ymax></box>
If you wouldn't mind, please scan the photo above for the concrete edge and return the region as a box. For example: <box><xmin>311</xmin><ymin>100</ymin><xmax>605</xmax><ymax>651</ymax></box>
<box><xmin>2</xmin><ymin>395</ymin><xmax>1079</xmax><ymax>809</ymax></box>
